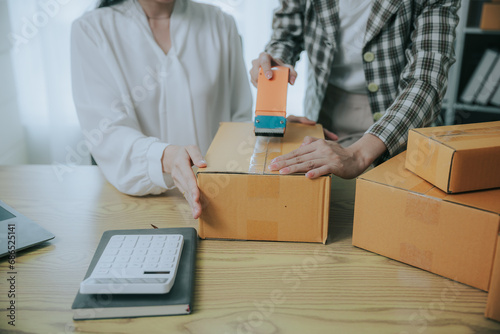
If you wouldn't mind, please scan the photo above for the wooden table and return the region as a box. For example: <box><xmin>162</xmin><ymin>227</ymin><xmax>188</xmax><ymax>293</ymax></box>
<box><xmin>0</xmin><ymin>165</ymin><xmax>499</xmax><ymax>334</ymax></box>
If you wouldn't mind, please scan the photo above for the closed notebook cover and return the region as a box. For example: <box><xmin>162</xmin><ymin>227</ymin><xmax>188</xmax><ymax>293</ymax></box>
<box><xmin>460</xmin><ymin>49</ymin><xmax>498</xmax><ymax>104</ymax></box>
<box><xmin>72</xmin><ymin>227</ymin><xmax>197</xmax><ymax>320</ymax></box>
<box><xmin>491</xmin><ymin>81</ymin><xmax>500</xmax><ymax>107</ymax></box>
<box><xmin>476</xmin><ymin>56</ymin><xmax>500</xmax><ymax>105</ymax></box>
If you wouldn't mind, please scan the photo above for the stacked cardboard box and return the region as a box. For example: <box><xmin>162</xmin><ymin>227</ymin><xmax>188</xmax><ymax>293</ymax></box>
<box><xmin>405</xmin><ymin>121</ymin><xmax>500</xmax><ymax>193</ymax></box>
<box><xmin>486</xmin><ymin>234</ymin><xmax>500</xmax><ymax>321</ymax></box>
<box><xmin>352</xmin><ymin>121</ymin><xmax>500</xmax><ymax>322</ymax></box>
<box><xmin>480</xmin><ymin>0</ymin><xmax>500</xmax><ymax>31</ymax></box>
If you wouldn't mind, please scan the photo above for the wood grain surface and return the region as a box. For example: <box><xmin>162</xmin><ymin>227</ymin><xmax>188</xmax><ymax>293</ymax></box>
<box><xmin>0</xmin><ymin>165</ymin><xmax>499</xmax><ymax>334</ymax></box>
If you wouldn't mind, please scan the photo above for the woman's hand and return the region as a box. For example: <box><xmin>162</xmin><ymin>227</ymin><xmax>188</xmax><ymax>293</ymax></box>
<box><xmin>268</xmin><ymin>134</ymin><xmax>386</xmax><ymax>179</ymax></box>
<box><xmin>287</xmin><ymin>115</ymin><xmax>339</xmax><ymax>141</ymax></box>
<box><xmin>162</xmin><ymin>145</ymin><xmax>207</xmax><ymax>219</ymax></box>
<box><xmin>249</xmin><ymin>52</ymin><xmax>297</xmax><ymax>87</ymax></box>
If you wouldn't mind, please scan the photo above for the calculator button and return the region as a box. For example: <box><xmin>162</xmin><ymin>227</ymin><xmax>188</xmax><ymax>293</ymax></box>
<box><xmin>115</xmin><ymin>256</ymin><xmax>130</xmax><ymax>263</ymax></box>
<box><xmin>107</xmin><ymin>241</ymin><xmax>122</xmax><ymax>248</ymax></box>
<box><xmin>165</xmin><ymin>242</ymin><xmax>179</xmax><ymax>249</ymax></box>
<box><xmin>112</xmin><ymin>263</ymin><xmax>126</xmax><ymax>269</ymax></box>
<box><xmin>106</xmin><ymin>279</ymin><xmax>121</xmax><ymax>284</ymax></box>
<box><xmin>152</xmin><ymin>236</ymin><xmax>166</xmax><ymax>241</ymax></box>
<box><xmin>164</xmin><ymin>249</ymin><xmax>177</xmax><ymax>255</ymax></box>
<box><xmin>118</xmin><ymin>249</ymin><xmax>133</xmax><ymax>256</ymax></box>
<box><xmin>151</xmin><ymin>241</ymin><xmax>165</xmax><ymax>248</ymax></box>
<box><xmin>149</xmin><ymin>249</ymin><xmax>163</xmax><ymax>255</ymax></box>
<box><xmin>123</xmin><ymin>241</ymin><xmax>137</xmax><ymax>248</ymax></box>
<box><xmin>98</xmin><ymin>263</ymin><xmax>112</xmax><ymax>268</ymax></box>
<box><xmin>103</xmin><ymin>249</ymin><xmax>119</xmax><ymax>256</ymax></box>
<box><xmin>100</xmin><ymin>256</ymin><xmax>115</xmax><ymax>263</ymax></box>
<box><xmin>133</xmin><ymin>249</ymin><xmax>148</xmax><ymax>256</ymax></box>
<box><xmin>144</xmin><ymin>265</ymin><xmax>158</xmax><ymax>270</ymax></box>
<box><xmin>140</xmin><ymin>278</ymin><xmax>167</xmax><ymax>283</ymax></box>
<box><xmin>141</xmin><ymin>279</ymin><xmax>154</xmax><ymax>283</ymax></box>
<box><xmin>137</xmin><ymin>241</ymin><xmax>151</xmax><ymax>248</ymax></box>
<box><xmin>160</xmin><ymin>256</ymin><xmax>175</xmax><ymax>263</ymax></box>
<box><xmin>124</xmin><ymin>268</ymin><xmax>143</xmax><ymax>276</ymax></box>
<box><xmin>111</xmin><ymin>236</ymin><xmax>125</xmax><ymax>241</ymax></box>
<box><xmin>95</xmin><ymin>269</ymin><xmax>109</xmax><ymax>274</ymax></box>
<box><xmin>127</xmin><ymin>263</ymin><xmax>142</xmax><ymax>269</ymax></box>
<box><xmin>123</xmin><ymin>237</ymin><xmax>138</xmax><ymax>246</ymax></box>
<box><xmin>146</xmin><ymin>256</ymin><xmax>160</xmax><ymax>263</ymax></box>
<box><xmin>138</xmin><ymin>235</ymin><xmax>152</xmax><ymax>242</ymax></box>
<box><xmin>126</xmin><ymin>278</ymin><xmax>144</xmax><ymax>283</ymax></box>
<box><xmin>168</xmin><ymin>235</ymin><xmax>181</xmax><ymax>241</ymax></box>
<box><xmin>131</xmin><ymin>256</ymin><xmax>145</xmax><ymax>263</ymax></box>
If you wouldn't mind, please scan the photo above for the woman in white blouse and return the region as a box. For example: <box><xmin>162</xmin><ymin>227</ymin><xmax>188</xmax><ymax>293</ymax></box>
<box><xmin>71</xmin><ymin>0</ymin><xmax>252</xmax><ymax>218</ymax></box>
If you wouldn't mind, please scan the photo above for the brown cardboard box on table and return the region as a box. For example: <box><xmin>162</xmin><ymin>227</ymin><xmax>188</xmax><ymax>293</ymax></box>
<box><xmin>197</xmin><ymin>122</ymin><xmax>331</xmax><ymax>243</ymax></box>
<box><xmin>486</xmin><ymin>234</ymin><xmax>500</xmax><ymax>322</ymax></box>
<box><xmin>405</xmin><ymin>121</ymin><xmax>500</xmax><ymax>193</ymax></box>
<box><xmin>352</xmin><ymin>152</ymin><xmax>500</xmax><ymax>291</ymax></box>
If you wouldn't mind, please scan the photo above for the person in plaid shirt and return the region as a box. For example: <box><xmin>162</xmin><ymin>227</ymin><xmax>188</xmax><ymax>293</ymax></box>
<box><xmin>250</xmin><ymin>0</ymin><xmax>460</xmax><ymax>179</ymax></box>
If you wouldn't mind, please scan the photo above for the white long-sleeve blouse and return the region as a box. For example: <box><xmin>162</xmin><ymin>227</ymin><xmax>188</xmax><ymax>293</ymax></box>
<box><xmin>71</xmin><ymin>0</ymin><xmax>252</xmax><ymax>196</ymax></box>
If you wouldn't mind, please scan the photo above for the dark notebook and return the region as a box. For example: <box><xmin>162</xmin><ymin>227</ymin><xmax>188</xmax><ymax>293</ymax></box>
<box><xmin>72</xmin><ymin>227</ymin><xmax>197</xmax><ymax>320</ymax></box>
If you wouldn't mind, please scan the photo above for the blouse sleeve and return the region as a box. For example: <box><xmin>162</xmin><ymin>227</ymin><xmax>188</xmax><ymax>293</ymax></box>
<box><xmin>226</xmin><ymin>16</ymin><xmax>252</xmax><ymax>122</ymax></box>
<box><xmin>71</xmin><ymin>18</ymin><xmax>174</xmax><ymax>196</ymax></box>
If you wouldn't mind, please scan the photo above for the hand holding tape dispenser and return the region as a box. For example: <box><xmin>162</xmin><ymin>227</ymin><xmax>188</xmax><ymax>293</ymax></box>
<box><xmin>254</xmin><ymin>66</ymin><xmax>290</xmax><ymax>137</ymax></box>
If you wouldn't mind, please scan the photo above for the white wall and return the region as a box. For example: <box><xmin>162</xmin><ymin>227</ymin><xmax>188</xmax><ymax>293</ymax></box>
<box><xmin>0</xmin><ymin>0</ymin><xmax>27</xmax><ymax>164</ymax></box>
<box><xmin>7</xmin><ymin>0</ymin><xmax>95</xmax><ymax>165</ymax></box>
<box><xmin>196</xmin><ymin>0</ymin><xmax>308</xmax><ymax>117</ymax></box>
<box><xmin>1</xmin><ymin>0</ymin><xmax>307</xmax><ymax>166</ymax></box>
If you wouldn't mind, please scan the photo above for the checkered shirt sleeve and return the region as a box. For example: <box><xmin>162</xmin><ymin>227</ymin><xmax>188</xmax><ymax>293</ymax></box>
<box><xmin>265</xmin><ymin>0</ymin><xmax>307</xmax><ymax>65</ymax></box>
<box><xmin>366</xmin><ymin>0</ymin><xmax>460</xmax><ymax>159</ymax></box>
<box><xmin>265</xmin><ymin>0</ymin><xmax>460</xmax><ymax>162</ymax></box>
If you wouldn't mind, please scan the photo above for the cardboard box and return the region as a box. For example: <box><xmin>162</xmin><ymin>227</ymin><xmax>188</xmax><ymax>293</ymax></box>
<box><xmin>486</xmin><ymin>234</ymin><xmax>500</xmax><ymax>322</ymax></box>
<box><xmin>481</xmin><ymin>3</ymin><xmax>500</xmax><ymax>30</ymax></box>
<box><xmin>352</xmin><ymin>152</ymin><xmax>500</xmax><ymax>291</ymax></box>
<box><xmin>405</xmin><ymin>121</ymin><xmax>500</xmax><ymax>193</ymax></box>
<box><xmin>197</xmin><ymin>122</ymin><xmax>330</xmax><ymax>243</ymax></box>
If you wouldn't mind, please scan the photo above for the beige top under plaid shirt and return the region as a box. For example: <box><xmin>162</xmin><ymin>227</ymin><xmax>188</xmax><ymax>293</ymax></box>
<box><xmin>265</xmin><ymin>0</ymin><xmax>460</xmax><ymax>162</ymax></box>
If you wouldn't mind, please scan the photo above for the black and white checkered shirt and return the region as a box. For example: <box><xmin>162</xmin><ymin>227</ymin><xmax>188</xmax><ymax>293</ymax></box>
<box><xmin>265</xmin><ymin>0</ymin><xmax>460</xmax><ymax>161</ymax></box>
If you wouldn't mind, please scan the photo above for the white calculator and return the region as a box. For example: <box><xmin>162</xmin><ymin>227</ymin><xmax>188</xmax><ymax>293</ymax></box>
<box><xmin>80</xmin><ymin>234</ymin><xmax>184</xmax><ymax>294</ymax></box>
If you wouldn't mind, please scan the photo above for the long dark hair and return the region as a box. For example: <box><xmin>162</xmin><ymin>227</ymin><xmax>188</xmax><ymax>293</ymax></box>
<box><xmin>98</xmin><ymin>0</ymin><xmax>126</xmax><ymax>8</ymax></box>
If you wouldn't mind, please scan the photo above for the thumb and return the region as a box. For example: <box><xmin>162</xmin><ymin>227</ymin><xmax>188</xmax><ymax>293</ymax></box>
<box><xmin>185</xmin><ymin>146</ymin><xmax>207</xmax><ymax>167</ymax></box>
